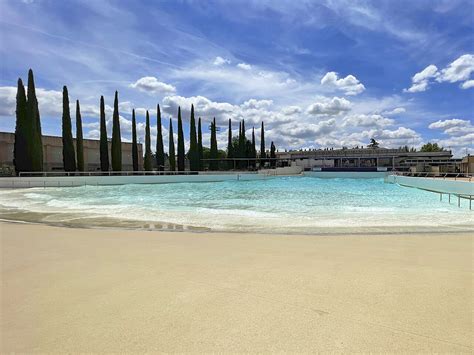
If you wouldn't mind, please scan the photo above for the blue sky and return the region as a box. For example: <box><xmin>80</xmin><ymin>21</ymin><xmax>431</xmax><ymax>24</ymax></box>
<box><xmin>0</xmin><ymin>0</ymin><xmax>473</xmax><ymax>156</ymax></box>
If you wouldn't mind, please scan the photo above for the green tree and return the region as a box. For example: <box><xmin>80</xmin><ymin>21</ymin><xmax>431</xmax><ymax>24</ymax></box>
<box><xmin>111</xmin><ymin>91</ymin><xmax>122</xmax><ymax>171</ymax></box>
<box><xmin>177</xmin><ymin>106</ymin><xmax>185</xmax><ymax>171</ymax></box>
<box><xmin>227</xmin><ymin>119</ymin><xmax>233</xmax><ymax>170</ymax></box>
<box><xmin>209</xmin><ymin>117</ymin><xmax>218</xmax><ymax>170</ymax></box>
<box><xmin>188</xmin><ymin>104</ymin><xmax>199</xmax><ymax>171</ymax></box>
<box><xmin>75</xmin><ymin>100</ymin><xmax>84</xmax><ymax>171</ymax></box>
<box><xmin>168</xmin><ymin>118</ymin><xmax>176</xmax><ymax>171</ymax></box>
<box><xmin>144</xmin><ymin>110</ymin><xmax>153</xmax><ymax>171</ymax></box>
<box><xmin>251</xmin><ymin>126</ymin><xmax>256</xmax><ymax>168</ymax></box>
<box><xmin>26</xmin><ymin>69</ymin><xmax>43</xmax><ymax>171</ymax></box>
<box><xmin>131</xmin><ymin>109</ymin><xmax>139</xmax><ymax>171</ymax></box>
<box><xmin>420</xmin><ymin>142</ymin><xmax>443</xmax><ymax>152</ymax></box>
<box><xmin>14</xmin><ymin>78</ymin><xmax>29</xmax><ymax>174</ymax></box>
<box><xmin>260</xmin><ymin>121</ymin><xmax>266</xmax><ymax>166</ymax></box>
<box><xmin>270</xmin><ymin>141</ymin><xmax>276</xmax><ymax>168</ymax></box>
<box><xmin>197</xmin><ymin>117</ymin><xmax>203</xmax><ymax>171</ymax></box>
<box><xmin>62</xmin><ymin>86</ymin><xmax>76</xmax><ymax>172</ymax></box>
<box><xmin>99</xmin><ymin>95</ymin><xmax>109</xmax><ymax>171</ymax></box>
<box><xmin>156</xmin><ymin>104</ymin><xmax>165</xmax><ymax>171</ymax></box>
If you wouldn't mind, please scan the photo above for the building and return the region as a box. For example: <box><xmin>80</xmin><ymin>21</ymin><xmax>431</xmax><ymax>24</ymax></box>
<box><xmin>0</xmin><ymin>132</ymin><xmax>143</xmax><ymax>172</ymax></box>
<box><xmin>460</xmin><ymin>155</ymin><xmax>473</xmax><ymax>174</ymax></box>
<box><xmin>276</xmin><ymin>147</ymin><xmax>459</xmax><ymax>172</ymax></box>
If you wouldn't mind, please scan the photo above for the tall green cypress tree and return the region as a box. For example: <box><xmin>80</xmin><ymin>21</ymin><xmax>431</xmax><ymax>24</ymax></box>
<box><xmin>227</xmin><ymin>119</ymin><xmax>233</xmax><ymax>170</ymax></box>
<box><xmin>131</xmin><ymin>109</ymin><xmax>139</xmax><ymax>171</ymax></box>
<box><xmin>260</xmin><ymin>121</ymin><xmax>266</xmax><ymax>166</ymax></box>
<box><xmin>177</xmin><ymin>106</ymin><xmax>185</xmax><ymax>171</ymax></box>
<box><xmin>27</xmin><ymin>69</ymin><xmax>43</xmax><ymax>171</ymax></box>
<box><xmin>111</xmin><ymin>91</ymin><xmax>122</xmax><ymax>171</ymax></box>
<box><xmin>62</xmin><ymin>86</ymin><xmax>76</xmax><ymax>172</ymax></box>
<box><xmin>251</xmin><ymin>126</ymin><xmax>256</xmax><ymax>168</ymax></box>
<box><xmin>209</xmin><ymin>117</ymin><xmax>218</xmax><ymax>170</ymax></box>
<box><xmin>270</xmin><ymin>141</ymin><xmax>276</xmax><ymax>168</ymax></box>
<box><xmin>144</xmin><ymin>110</ymin><xmax>153</xmax><ymax>171</ymax></box>
<box><xmin>155</xmin><ymin>104</ymin><xmax>165</xmax><ymax>171</ymax></box>
<box><xmin>188</xmin><ymin>104</ymin><xmax>198</xmax><ymax>171</ymax></box>
<box><xmin>197</xmin><ymin>117</ymin><xmax>203</xmax><ymax>171</ymax></box>
<box><xmin>99</xmin><ymin>96</ymin><xmax>109</xmax><ymax>171</ymax></box>
<box><xmin>14</xmin><ymin>78</ymin><xmax>29</xmax><ymax>174</ymax></box>
<box><xmin>168</xmin><ymin>118</ymin><xmax>176</xmax><ymax>171</ymax></box>
<box><xmin>76</xmin><ymin>100</ymin><xmax>84</xmax><ymax>171</ymax></box>
<box><xmin>241</xmin><ymin>119</ymin><xmax>246</xmax><ymax>157</ymax></box>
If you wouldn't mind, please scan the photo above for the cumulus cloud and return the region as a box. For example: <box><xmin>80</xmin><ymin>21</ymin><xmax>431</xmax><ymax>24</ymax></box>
<box><xmin>383</xmin><ymin>107</ymin><xmax>406</xmax><ymax>115</ymax></box>
<box><xmin>428</xmin><ymin>118</ymin><xmax>474</xmax><ymax>136</ymax></box>
<box><xmin>282</xmin><ymin>106</ymin><xmax>301</xmax><ymax>115</ymax></box>
<box><xmin>343</xmin><ymin>114</ymin><xmax>394</xmax><ymax>128</ymax></box>
<box><xmin>404</xmin><ymin>64</ymin><xmax>439</xmax><ymax>93</ymax></box>
<box><xmin>213</xmin><ymin>56</ymin><xmax>231</xmax><ymax>66</ymax></box>
<box><xmin>405</xmin><ymin>54</ymin><xmax>474</xmax><ymax>92</ymax></box>
<box><xmin>237</xmin><ymin>62</ymin><xmax>252</xmax><ymax>70</ymax></box>
<box><xmin>320</xmin><ymin>71</ymin><xmax>365</xmax><ymax>96</ymax></box>
<box><xmin>306</xmin><ymin>96</ymin><xmax>351</xmax><ymax>116</ymax></box>
<box><xmin>129</xmin><ymin>76</ymin><xmax>176</xmax><ymax>95</ymax></box>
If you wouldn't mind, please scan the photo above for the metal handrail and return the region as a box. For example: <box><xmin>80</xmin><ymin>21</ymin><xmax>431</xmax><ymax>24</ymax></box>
<box><xmin>390</xmin><ymin>171</ymin><xmax>473</xmax><ymax>182</ymax></box>
<box><xmin>17</xmin><ymin>170</ymin><xmax>261</xmax><ymax>178</ymax></box>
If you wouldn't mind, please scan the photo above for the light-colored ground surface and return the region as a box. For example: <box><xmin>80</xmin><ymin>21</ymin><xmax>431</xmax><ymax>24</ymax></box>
<box><xmin>1</xmin><ymin>222</ymin><xmax>473</xmax><ymax>353</ymax></box>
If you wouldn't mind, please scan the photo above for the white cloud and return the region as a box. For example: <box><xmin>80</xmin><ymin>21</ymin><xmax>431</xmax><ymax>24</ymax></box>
<box><xmin>237</xmin><ymin>62</ymin><xmax>252</xmax><ymax>70</ymax></box>
<box><xmin>0</xmin><ymin>87</ymin><xmax>16</xmax><ymax>116</ymax></box>
<box><xmin>282</xmin><ymin>106</ymin><xmax>301</xmax><ymax>115</ymax></box>
<box><xmin>436</xmin><ymin>54</ymin><xmax>474</xmax><ymax>83</ymax></box>
<box><xmin>129</xmin><ymin>76</ymin><xmax>176</xmax><ymax>95</ymax></box>
<box><xmin>320</xmin><ymin>71</ymin><xmax>365</xmax><ymax>96</ymax></box>
<box><xmin>428</xmin><ymin>118</ymin><xmax>474</xmax><ymax>136</ymax></box>
<box><xmin>405</xmin><ymin>54</ymin><xmax>474</xmax><ymax>92</ymax></box>
<box><xmin>306</xmin><ymin>96</ymin><xmax>351</xmax><ymax>116</ymax></box>
<box><xmin>213</xmin><ymin>56</ymin><xmax>230</xmax><ymax>66</ymax></box>
<box><xmin>343</xmin><ymin>114</ymin><xmax>394</xmax><ymax>128</ymax></box>
<box><xmin>404</xmin><ymin>64</ymin><xmax>439</xmax><ymax>93</ymax></box>
<box><xmin>461</xmin><ymin>80</ymin><xmax>474</xmax><ymax>89</ymax></box>
<box><xmin>383</xmin><ymin>107</ymin><xmax>406</xmax><ymax>115</ymax></box>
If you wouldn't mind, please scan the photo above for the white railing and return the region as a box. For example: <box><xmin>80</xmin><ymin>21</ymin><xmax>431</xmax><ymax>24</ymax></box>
<box><xmin>17</xmin><ymin>170</ymin><xmax>260</xmax><ymax>177</ymax></box>
<box><xmin>390</xmin><ymin>171</ymin><xmax>473</xmax><ymax>182</ymax></box>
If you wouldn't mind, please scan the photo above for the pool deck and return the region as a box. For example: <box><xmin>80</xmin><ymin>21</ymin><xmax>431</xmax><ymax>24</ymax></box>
<box><xmin>1</xmin><ymin>222</ymin><xmax>472</xmax><ymax>353</ymax></box>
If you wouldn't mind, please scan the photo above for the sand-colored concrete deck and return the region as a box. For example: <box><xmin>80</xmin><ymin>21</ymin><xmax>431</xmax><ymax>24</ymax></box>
<box><xmin>1</xmin><ymin>222</ymin><xmax>472</xmax><ymax>352</ymax></box>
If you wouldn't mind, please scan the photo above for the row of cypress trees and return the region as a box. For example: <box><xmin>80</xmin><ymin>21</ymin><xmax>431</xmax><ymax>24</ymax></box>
<box><xmin>14</xmin><ymin>71</ymin><xmax>275</xmax><ymax>173</ymax></box>
<box><xmin>14</xmin><ymin>69</ymin><xmax>43</xmax><ymax>173</ymax></box>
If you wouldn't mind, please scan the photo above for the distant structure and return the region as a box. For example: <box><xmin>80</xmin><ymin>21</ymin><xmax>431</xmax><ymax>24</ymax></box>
<box><xmin>277</xmin><ymin>147</ymin><xmax>460</xmax><ymax>173</ymax></box>
<box><xmin>0</xmin><ymin>132</ymin><xmax>143</xmax><ymax>172</ymax></box>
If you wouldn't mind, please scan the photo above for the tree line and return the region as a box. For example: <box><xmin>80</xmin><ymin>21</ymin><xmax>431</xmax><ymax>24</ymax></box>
<box><xmin>14</xmin><ymin>69</ymin><xmax>277</xmax><ymax>174</ymax></box>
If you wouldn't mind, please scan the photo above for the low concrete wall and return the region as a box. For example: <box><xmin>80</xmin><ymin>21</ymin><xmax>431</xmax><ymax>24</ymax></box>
<box><xmin>304</xmin><ymin>171</ymin><xmax>388</xmax><ymax>178</ymax></box>
<box><xmin>0</xmin><ymin>173</ymin><xmax>271</xmax><ymax>189</ymax></box>
<box><xmin>386</xmin><ymin>175</ymin><xmax>474</xmax><ymax>195</ymax></box>
<box><xmin>259</xmin><ymin>165</ymin><xmax>303</xmax><ymax>176</ymax></box>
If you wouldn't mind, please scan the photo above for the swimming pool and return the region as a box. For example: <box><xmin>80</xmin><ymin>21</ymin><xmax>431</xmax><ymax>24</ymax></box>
<box><xmin>0</xmin><ymin>177</ymin><xmax>472</xmax><ymax>234</ymax></box>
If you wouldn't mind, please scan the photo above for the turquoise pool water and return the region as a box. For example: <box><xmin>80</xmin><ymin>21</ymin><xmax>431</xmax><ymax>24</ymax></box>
<box><xmin>0</xmin><ymin>177</ymin><xmax>472</xmax><ymax>234</ymax></box>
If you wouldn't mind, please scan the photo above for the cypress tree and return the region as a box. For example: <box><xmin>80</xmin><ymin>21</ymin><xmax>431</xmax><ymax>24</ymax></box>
<box><xmin>177</xmin><ymin>106</ymin><xmax>185</xmax><ymax>171</ymax></box>
<box><xmin>76</xmin><ymin>100</ymin><xmax>84</xmax><ymax>171</ymax></box>
<box><xmin>238</xmin><ymin>121</ymin><xmax>242</xmax><ymax>160</ymax></box>
<box><xmin>188</xmin><ymin>104</ymin><xmax>198</xmax><ymax>171</ymax></box>
<box><xmin>270</xmin><ymin>141</ymin><xmax>276</xmax><ymax>168</ymax></box>
<box><xmin>168</xmin><ymin>118</ymin><xmax>176</xmax><ymax>171</ymax></box>
<box><xmin>111</xmin><ymin>91</ymin><xmax>122</xmax><ymax>171</ymax></box>
<box><xmin>251</xmin><ymin>126</ymin><xmax>256</xmax><ymax>168</ymax></box>
<box><xmin>62</xmin><ymin>86</ymin><xmax>76</xmax><ymax>172</ymax></box>
<box><xmin>241</xmin><ymin>119</ymin><xmax>246</xmax><ymax>157</ymax></box>
<box><xmin>131</xmin><ymin>109</ymin><xmax>138</xmax><ymax>171</ymax></box>
<box><xmin>26</xmin><ymin>69</ymin><xmax>43</xmax><ymax>171</ymax></box>
<box><xmin>99</xmin><ymin>96</ymin><xmax>109</xmax><ymax>171</ymax></box>
<box><xmin>197</xmin><ymin>117</ymin><xmax>203</xmax><ymax>171</ymax></box>
<box><xmin>209</xmin><ymin>117</ymin><xmax>218</xmax><ymax>170</ymax></box>
<box><xmin>227</xmin><ymin>119</ymin><xmax>233</xmax><ymax>170</ymax></box>
<box><xmin>260</xmin><ymin>121</ymin><xmax>266</xmax><ymax>166</ymax></box>
<box><xmin>144</xmin><ymin>110</ymin><xmax>153</xmax><ymax>171</ymax></box>
<box><xmin>14</xmin><ymin>78</ymin><xmax>29</xmax><ymax>174</ymax></box>
<box><xmin>156</xmin><ymin>104</ymin><xmax>165</xmax><ymax>171</ymax></box>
